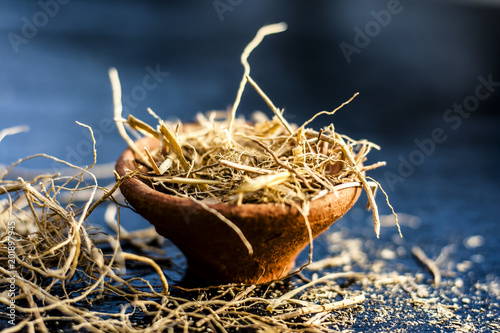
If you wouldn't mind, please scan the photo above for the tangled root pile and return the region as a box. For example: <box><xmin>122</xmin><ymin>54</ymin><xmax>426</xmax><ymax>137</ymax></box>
<box><xmin>0</xmin><ymin>23</ymin><xmax>405</xmax><ymax>332</ymax></box>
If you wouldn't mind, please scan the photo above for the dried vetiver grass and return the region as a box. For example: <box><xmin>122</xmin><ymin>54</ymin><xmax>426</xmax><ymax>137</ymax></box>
<box><xmin>110</xmin><ymin>22</ymin><xmax>399</xmax><ymax>238</ymax></box>
<box><xmin>1</xmin><ymin>145</ymin><xmax>369</xmax><ymax>332</ymax></box>
<box><xmin>0</xmin><ymin>126</ymin><xmax>484</xmax><ymax>332</ymax></box>
<box><xmin>0</xmin><ymin>23</ymin><xmax>407</xmax><ymax>332</ymax></box>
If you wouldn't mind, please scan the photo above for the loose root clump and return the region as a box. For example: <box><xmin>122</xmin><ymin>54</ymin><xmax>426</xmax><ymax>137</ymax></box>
<box><xmin>110</xmin><ymin>22</ymin><xmax>399</xmax><ymax>238</ymax></box>
<box><xmin>0</xmin><ymin>149</ymin><xmax>367</xmax><ymax>332</ymax></box>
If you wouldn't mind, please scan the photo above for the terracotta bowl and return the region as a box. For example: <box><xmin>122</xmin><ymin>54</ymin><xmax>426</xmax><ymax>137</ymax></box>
<box><xmin>115</xmin><ymin>137</ymin><xmax>362</xmax><ymax>284</ymax></box>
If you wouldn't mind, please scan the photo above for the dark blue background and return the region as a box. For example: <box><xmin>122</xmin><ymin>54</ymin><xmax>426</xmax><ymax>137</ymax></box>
<box><xmin>1</xmin><ymin>0</ymin><xmax>499</xmax><ymax>330</ymax></box>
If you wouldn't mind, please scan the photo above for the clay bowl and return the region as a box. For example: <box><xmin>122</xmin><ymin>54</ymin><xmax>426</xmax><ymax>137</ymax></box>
<box><xmin>115</xmin><ymin>136</ymin><xmax>362</xmax><ymax>284</ymax></box>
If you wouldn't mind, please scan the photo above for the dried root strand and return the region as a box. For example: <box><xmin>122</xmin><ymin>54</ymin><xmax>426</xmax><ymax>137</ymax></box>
<box><xmin>227</xmin><ymin>22</ymin><xmax>288</xmax><ymax>136</ymax></box>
